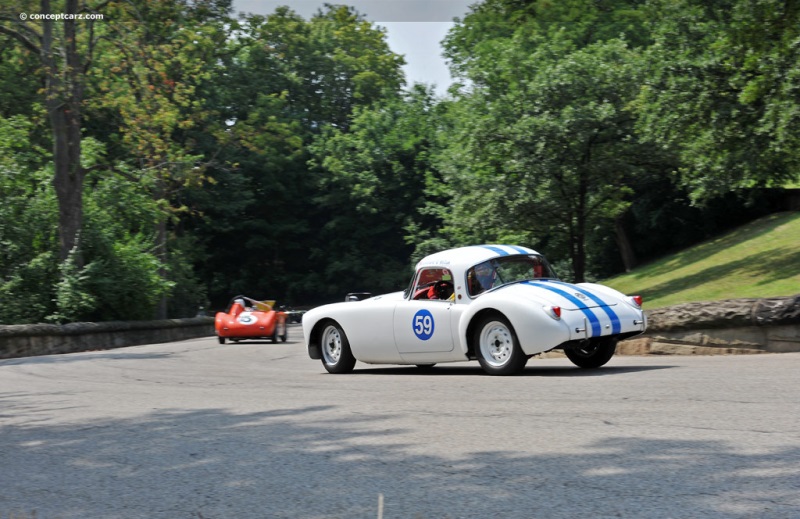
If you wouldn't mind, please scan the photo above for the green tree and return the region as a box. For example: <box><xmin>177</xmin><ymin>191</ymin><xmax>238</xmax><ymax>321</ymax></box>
<box><xmin>73</xmin><ymin>167</ymin><xmax>174</xmax><ymax>322</ymax></box>
<box><xmin>0</xmin><ymin>0</ymin><xmax>223</xmax><ymax>322</ymax></box>
<box><xmin>309</xmin><ymin>85</ymin><xmax>443</xmax><ymax>298</ymax></box>
<box><xmin>0</xmin><ymin>114</ymin><xmax>172</xmax><ymax>323</ymax></box>
<box><xmin>1</xmin><ymin>0</ymin><xmax>108</xmax><ymax>262</ymax></box>
<box><xmin>0</xmin><ymin>41</ymin><xmax>40</xmax><ymax>118</ymax></box>
<box><xmin>439</xmin><ymin>0</ymin><xmax>662</xmax><ymax>281</ymax></box>
<box><xmin>0</xmin><ymin>114</ymin><xmax>58</xmax><ymax>323</ymax></box>
<box><xmin>88</xmin><ymin>0</ymin><xmax>232</xmax><ymax>317</ymax></box>
<box><xmin>445</xmin><ymin>0</ymin><xmax>651</xmax><ymax>86</ymax></box>
<box><xmin>635</xmin><ymin>0</ymin><xmax>800</xmax><ymax>201</ymax></box>
<box><xmin>190</xmin><ymin>4</ymin><xmax>406</xmax><ymax>306</ymax></box>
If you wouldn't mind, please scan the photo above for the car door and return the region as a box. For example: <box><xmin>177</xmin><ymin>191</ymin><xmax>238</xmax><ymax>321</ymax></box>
<box><xmin>393</xmin><ymin>299</ymin><xmax>455</xmax><ymax>353</ymax></box>
<box><xmin>393</xmin><ymin>267</ymin><xmax>456</xmax><ymax>354</ymax></box>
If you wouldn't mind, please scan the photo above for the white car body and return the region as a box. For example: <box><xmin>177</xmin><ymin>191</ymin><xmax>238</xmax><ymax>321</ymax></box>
<box><xmin>302</xmin><ymin>245</ymin><xmax>647</xmax><ymax>375</ymax></box>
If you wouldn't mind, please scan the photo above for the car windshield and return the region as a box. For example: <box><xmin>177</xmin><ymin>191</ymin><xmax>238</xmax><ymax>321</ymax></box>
<box><xmin>466</xmin><ymin>254</ymin><xmax>558</xmax><ymax>296</ymax></box>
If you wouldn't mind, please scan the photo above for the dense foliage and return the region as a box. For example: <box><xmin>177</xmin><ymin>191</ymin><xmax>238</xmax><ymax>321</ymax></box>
<box><xmin>0</xmin><ymin>0</ymin><xmax>796</xmax><ymax>323</ymax></box>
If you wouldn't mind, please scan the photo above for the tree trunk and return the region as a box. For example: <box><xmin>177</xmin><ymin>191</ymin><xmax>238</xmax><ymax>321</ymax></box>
<box><xmin>43</xmin><ymin>0</ymin><xmax>86</xmax><ymax>262</ymax></box>
<box><xmin>572</xmin><ymin>173</ymin><xmax>588</xmax><ymax>283</ymax></box>
<box><xmin>155</xmin><ymin>218</ymin><xmax>169</xmax><ymax>319</ymax></box>
<box><xmin>573</xmin><ymin>221</ymin><xmax>586</xmax><ymax>282</ymax></box>
<box><xmin>615</xmin><ymin>214</ymin><xmax>638</xmax><ymax>272</ymax></box>
<box><xmin>151</xmin><ymin>172</ymin><xmax>170</xmax><ymax>320</ymax></box>
<box><xmin>51</xmin><ymin>110</ymin><xmax>85</xmax><ymax>262</ymax></box>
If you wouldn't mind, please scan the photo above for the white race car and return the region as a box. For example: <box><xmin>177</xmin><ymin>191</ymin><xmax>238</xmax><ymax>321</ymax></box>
<box><xmin>302</xmin><ymin>245</ymin><xmax>647</xmax><ymax>375</ymax></box>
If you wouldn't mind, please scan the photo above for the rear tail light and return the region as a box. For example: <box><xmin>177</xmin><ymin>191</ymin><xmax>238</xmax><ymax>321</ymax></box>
<box><xmin>544</xmin><ymin>305</ymin><xmax>562</xmax><ymax>320</ymax></box>
<box><xmin>629</xmin><ymin>295</ymin><xmax>643</xmax><ymax>308</ymax></box>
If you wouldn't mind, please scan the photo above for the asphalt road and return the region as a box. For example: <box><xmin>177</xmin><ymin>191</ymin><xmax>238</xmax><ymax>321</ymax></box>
<box><xmin>1</xmin><ymin>326</ymin><xmax>799</xmax><ymax>519</ymax></box>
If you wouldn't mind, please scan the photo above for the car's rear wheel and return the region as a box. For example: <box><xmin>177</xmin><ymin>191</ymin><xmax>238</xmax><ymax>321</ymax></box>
<box><xmin>217</xmin><ymin>336</ymin><xmax>226</xmax><ymax>345</ymax></box>
<box><xmin>278</xmin><ymin>320</ymin><xmax>287</xmax><ymax>342</ymax></box>
<box><xmin>320</xmin><ymin>321</ymin><xmax>356</xmax><ymax>374</ymax></box>
<box><xmin>474</xmin><ymin>314</ymin><xmax>527</xmax><ymax>375</ymax></box>
<box><xmin>564</xmin><ymin>337</ymin><xmax>617</xmax><ymax>368</ymax></box>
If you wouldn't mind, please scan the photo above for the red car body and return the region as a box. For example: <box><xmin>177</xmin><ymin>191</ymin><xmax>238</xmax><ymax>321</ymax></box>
<box><xmin>215</xmin><ymin>296</ymin><xmax>287</xmax><ymax>344</ymax></box>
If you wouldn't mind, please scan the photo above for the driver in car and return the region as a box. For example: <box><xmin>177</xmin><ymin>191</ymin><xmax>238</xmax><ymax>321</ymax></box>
<box><xmin>469</xmin><ymin>262</ymin><xmax>496</xmax><ymax>295</ymax></box>
<box><xmin>427</xmin><ymin>272</ymin><xmax>455</xmax><ymax>300</ymax></box>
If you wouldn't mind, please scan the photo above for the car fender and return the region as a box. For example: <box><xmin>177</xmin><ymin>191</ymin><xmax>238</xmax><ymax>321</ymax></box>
<box><xmin>457</xmin><ymin>288</ymin><xmax>572</xmax><ymax>357</ymax></box>
<box><xmin>214</xmin><ymin>312</ymin><xmax>227</xmax><ymax>336</ymax></box>
<box><xmin>302</xmin><ymin>292</ymin><xmax>406</xmax><ymax>362</ymax></box>
<box><xmin>302</xmin><ymin>304</ymin><xmax>347</xmax><ymax>357</ymax></box>
<box><xmin>257</xmin><ymin>310</ymin><xmax>277</xmax><ymax>333</ymax></box>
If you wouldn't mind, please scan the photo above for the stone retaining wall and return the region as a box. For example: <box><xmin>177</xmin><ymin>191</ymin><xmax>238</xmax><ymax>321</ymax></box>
<box><xmin>0</xmin><ymin>317</ymin><xmax>214</xmax><ymax>360</ymax></box>
<box><xmin>1</xmin><ymin>295</ymin><xmax>798</xmax><ymax>360</ymax></box>
<box><xmin>618</xmin><ymin>295</ymin><xmax>800</xmax><ymax>356</ymax></box>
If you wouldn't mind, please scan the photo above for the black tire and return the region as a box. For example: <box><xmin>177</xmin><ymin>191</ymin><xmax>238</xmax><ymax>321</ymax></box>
<box><xmin>415</xmin><ymin>363</ymin><xmax>436</xmax><ymax>370</ymax></box>
<box><xmin>271</xmin><ymin>327</ymin><xmax>278</xmax><ymax>343</ymax></box>
<box><xmin>217</xmin><ymin>336</ymin><xmax>226</xmax><ymax>345</ymax></box>
<box><xmin>473</xmin><ymin>314</ymin><xmax>527</xmax><ymax>376</ymax></box>
<box><xmin>319</xmin><ymin>321</ymin><xmax>356</xmax><ymax>374</ymax></box>
<box><xmin>564</xmin><ymin>337</ymin><xmax>618</xmax><ymax>369</ymax></box>
<box><xmin>279</xmin><ymin>320</ymin><xmax>287</xmax><ymax>343</ymax></box>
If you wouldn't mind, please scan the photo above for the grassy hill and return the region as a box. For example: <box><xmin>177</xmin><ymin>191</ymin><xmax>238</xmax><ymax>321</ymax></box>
<box><xmin>602</xmin><ymin>211</ymin><xmax>800</xmax><ymax>309</ymax></box>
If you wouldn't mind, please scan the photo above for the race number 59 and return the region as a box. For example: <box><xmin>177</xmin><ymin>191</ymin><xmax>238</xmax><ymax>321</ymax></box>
<box><xmin>413</xmin><ymin>309</ymin><xmax>434</xmax><ymax>340</ymax></box>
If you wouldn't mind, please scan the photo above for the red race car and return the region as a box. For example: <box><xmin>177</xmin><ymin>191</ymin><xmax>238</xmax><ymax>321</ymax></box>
<box><xmin>215</xmin><ymin>295</ymin><xmax>288</xmax><ymax>344</ymax></box>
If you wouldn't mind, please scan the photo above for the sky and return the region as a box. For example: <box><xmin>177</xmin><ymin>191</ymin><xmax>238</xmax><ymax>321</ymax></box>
<box><xmin>231</xmin><ymin>0</ymin><xmax>476</xmax><ymax>96</ymax></box>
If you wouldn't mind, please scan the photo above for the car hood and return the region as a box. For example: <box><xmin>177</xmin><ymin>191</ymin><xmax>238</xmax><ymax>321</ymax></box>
<box><xmin>494</xmin><ymin>280</ymin><xmax>627</xmax><ymax>310</ymax></box>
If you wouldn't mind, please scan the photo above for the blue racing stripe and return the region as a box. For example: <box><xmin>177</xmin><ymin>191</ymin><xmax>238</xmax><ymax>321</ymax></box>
<box><xmin>549</xmin><ymin>281</ymin><xmax>621</xmax><ymax>334</ymax></box>
<box><xmin>525</xmin><ymin>281</ymin><xmax>602</xmax><ymax>337</ymax></box>
<box><xmin>502</xmin><ymin>245</ymin><xmax>532</xmax><ymax>255</ymax></box>
<box><xmin>481</xmin><ymin>245</ymin><xmax>510</xmax><ymax>256</ymax></box>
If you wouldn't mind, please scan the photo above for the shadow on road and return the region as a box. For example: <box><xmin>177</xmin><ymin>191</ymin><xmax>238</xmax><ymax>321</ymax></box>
<box><xmin>1</xmin><ymin>397</ymin><xmax>797</xmax><ymax>518</ymax></box>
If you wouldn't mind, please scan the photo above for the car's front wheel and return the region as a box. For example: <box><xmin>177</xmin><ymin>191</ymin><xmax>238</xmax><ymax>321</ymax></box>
<box><xmin>474</xmin><ymin>314</ymin><xmax>527</xmax><ymax>375</ymax></box>
<box><xmin>217</xmin><ymin>336</ymin><xmax>226</xmax><ymax>345</ymax></box>
<box><xmin>564</xmin><ymin>337</ymin><xmax>617</xmax><ymax>368</ymax></box>
<box><xmin>319</xmin><ymin>321</ymin><xmax>356</xmax><ymax>374</ymax></box>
